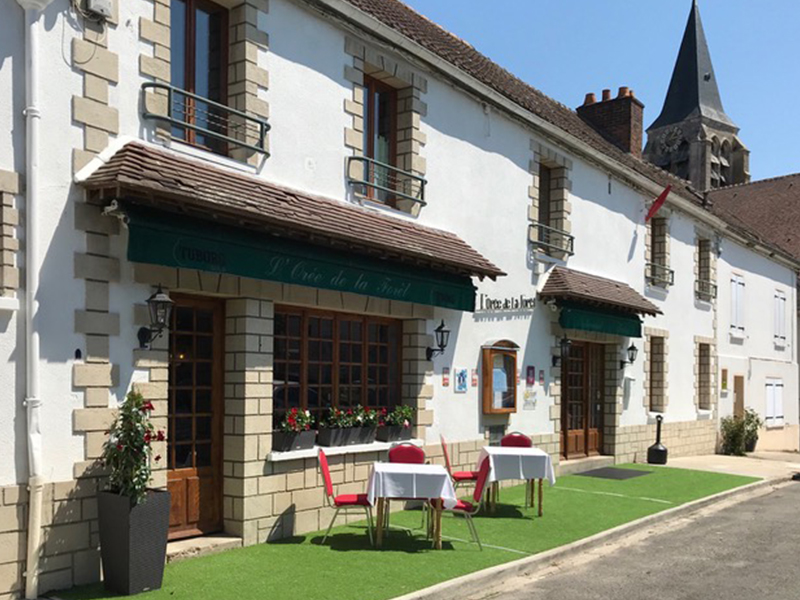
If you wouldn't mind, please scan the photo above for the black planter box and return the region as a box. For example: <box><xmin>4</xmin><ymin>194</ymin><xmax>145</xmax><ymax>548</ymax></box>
<box><xmin>354</xmin><ymin>426</ymin><xmax>377</xmax><ymax>445</ymax></box>
<box><xmin>317</xmin><ymin>427</ymin><xmax>348</xmax><ymax>447</ymax></box>
<box><xmin>272</xmin><ymin>429</ymin><xmax>316</xmax><ymax>452</ymax></box>
<box><xmin>98</xmin><ymin>489</ymin><xmax>170</xmax><ymax>596</ymax></box>
<box><xmin>376</xmin><ymin>425</ymin><xmax>413</xmax><ymax>442</ymax></box>
<box><xmin>745</xmin><ymin>437</ymin><xmax>758</xmax><ymax>453</ymax></box>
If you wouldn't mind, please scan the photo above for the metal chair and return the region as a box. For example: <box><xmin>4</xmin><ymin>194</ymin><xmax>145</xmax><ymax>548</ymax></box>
<box><xmin>384</xmin><ymin>442</ymin><xmax>427</xmax><ymax>532</ymax></box>
<box><xmin>500</xmin><ymin>431</ymin><xmax>533</xmax><ymax>447</ymax></box>
<box><xmin>432</xmin><ymin>457</ymin><xmax>491</xmax><ymax>550</ymax></box>
<box><xmin>319</xmin><ymin>449</ymin><xmax>375</xmax><ymax>545</ymax></box>
<box><xmin>440</xmin><ymin>434</ymin><xmax>480</xmax><ymax>490</ymax></box>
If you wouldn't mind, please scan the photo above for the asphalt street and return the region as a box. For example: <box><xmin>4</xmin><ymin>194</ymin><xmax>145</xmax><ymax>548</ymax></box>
<box><xmin>494</xmin><ymin>482</ymin><xmax>800</xmax><ymax>600</ymax></box>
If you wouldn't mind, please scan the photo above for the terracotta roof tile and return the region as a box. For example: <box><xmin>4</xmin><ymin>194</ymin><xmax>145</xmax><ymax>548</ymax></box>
<box><xmin>708</xmin><ymin>173</ymin><xmax>800</xmax><ymax>261</ymax></box>
<box><xmin>341</xmin><ymin>0</ymin><xmax>699</xmax><ymax>202</ymax></box>
<box><xmin>540</xmin><ymin>267</ymin><xmax>661</xmax><ymax>316</ymax></box>
<box><xmin>80</xmin><ymin>142</ymin><xmax>505</xmax><ymax>279</ymax></box>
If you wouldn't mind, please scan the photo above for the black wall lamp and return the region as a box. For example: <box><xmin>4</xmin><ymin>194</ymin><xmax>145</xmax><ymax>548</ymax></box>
<box><xmin>137</xmin><ymin>285</ymin><xmax>174</xmax><ymax>349</ymax></box>
<box><xmin>620</xmin><ymin>343</ymin><xmax>639</xmax><ymax>369</ymax></box>
<box><xmin>426</xmin><ymin>320</ymin><xmax>451</xmax><ymax>361</ymax></box>
<box><xmin>552</xmin><ymin>336</ymin><xmax>571</xmax><ymax>367</ymax></box>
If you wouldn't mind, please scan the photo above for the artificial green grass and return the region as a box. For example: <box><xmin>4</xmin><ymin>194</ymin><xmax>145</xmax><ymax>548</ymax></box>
<box><xmin>58</xmin><ymin>465</ymin><xmax>757</xmax><ymax>600</ymax></box>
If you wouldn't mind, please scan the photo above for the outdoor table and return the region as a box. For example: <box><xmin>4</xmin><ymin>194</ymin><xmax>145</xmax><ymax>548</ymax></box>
<box><xmin>476</xmin><ymin>446</ymin><xmax>556</xmax><ymax>516</ymax></box>
<box><xmin>366</xmin><ymin>462</ymin><xmax>458</xmax><ymax>549</ymax></box>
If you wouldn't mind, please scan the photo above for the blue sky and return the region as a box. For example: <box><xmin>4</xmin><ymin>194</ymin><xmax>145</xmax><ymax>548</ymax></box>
<box><xmin>402</xmin><ymin>0</ymin><xmax>799</xmax><ymax>182</ymax></box>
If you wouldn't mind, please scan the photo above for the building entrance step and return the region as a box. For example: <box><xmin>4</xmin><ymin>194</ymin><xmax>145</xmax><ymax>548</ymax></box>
<box><xmin>166</xmin><ymin>533</ymin><xmax>243</xmax><ymax>563</ymax></box>
<box><xmin>557</xmin><ymin>455</ymin><xmax>615</xmax><ymax>477</ymax></box>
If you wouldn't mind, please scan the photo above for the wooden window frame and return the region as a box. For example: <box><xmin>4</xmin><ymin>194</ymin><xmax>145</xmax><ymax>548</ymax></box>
<box><xmin>172</xmin><ymin>0</ymin><xmax>230</xmax><ymax>153</ymax></box>
<box><xmin>697</xmin><ymin>342</ymin><xmax>712</xmax><ymax>411</ymax></box>
<box><xmin>481</xmin><ymin>341</ymin><xmax>518</xmax><ymax>415</ymax></box>
<box><xmin>648</xmin><ymin>336</ymin><xmax>666</xmax><ymax>413</ymax></box>
<box><xmin>362</xmin><ymin>75</ymin><xmax>399</xmax><ymax>206</ymax></box>
<box><xmin>273</xmin><ymin>306</ymin><xmax>402</xmax><ymax>423</ymax></box>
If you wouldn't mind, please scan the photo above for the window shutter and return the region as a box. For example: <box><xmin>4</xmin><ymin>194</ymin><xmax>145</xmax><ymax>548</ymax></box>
<box><xmin>775</xmin><ymin>382</ymin><xmax>784</xmax><ymax>427</ymax></box>
<box><xmin>765</xmin><ymin>381</ymin><xmax>775</xmax><ymax>426</ymax></box>
<box><xmin>731</xmin><ymin>277</ymin><xmax>745</xmax><ymax>334</ymax></box>
<box><xmin>779</xmin><ymin>294</ymin><xmax>787</xmax><ymax>342</ymax></box>
<box><xmin>774</xmin><ymin>293</ymin><xmax>781</xmax><ymax>341</ymax></box>
<box><xmin>730</xmin><ymin>278</ymin><xmax>738</xmax><ymax>331</ymax></box>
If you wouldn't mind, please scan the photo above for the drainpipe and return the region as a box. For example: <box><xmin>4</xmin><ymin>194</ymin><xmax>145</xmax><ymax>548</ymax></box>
<box><xmin>16</xmin><ymin>1</ymin><xmax>53</xmax><ymax>598</ymax></box>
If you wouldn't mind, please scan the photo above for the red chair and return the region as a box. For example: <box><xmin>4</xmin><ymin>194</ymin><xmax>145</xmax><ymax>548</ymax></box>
<box><xmin>500</xmin><ymin>431</ymin><xmax>533</xmax><ymax>447</ymax></box>
<box><xmin>440</xmin><ymin>435</ymin><xmax>479</xmax><ymax>490</ymax></box>
<box><xmin>319</xmin><ymin>449</ymin><xmax>374</xmax><ymax>545</ymax></box>
<box><xmin>388</xmin><ymin>442</ymin><xmax>426</xmax><ymax>464</ymax></box>
<box><xmin>433</xmin><ymin>457</ymin><xmax>491</xmax><ymax>550</ymax></box>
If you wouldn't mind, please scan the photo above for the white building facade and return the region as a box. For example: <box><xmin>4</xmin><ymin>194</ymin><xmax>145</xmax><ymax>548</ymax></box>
<box><xmin>0</xmin><ymin>0</ymin><xmax>797</xmax><ymax>597</ymax></box>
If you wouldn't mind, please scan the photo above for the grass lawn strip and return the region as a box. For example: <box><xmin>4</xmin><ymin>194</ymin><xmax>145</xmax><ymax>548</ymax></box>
<box><xmin>55</xmin><ymin>465</ymin><xmax>758</xmax><ymax>600</ymax></box>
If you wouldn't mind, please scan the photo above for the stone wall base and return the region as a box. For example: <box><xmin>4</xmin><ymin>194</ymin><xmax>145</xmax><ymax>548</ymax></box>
<box><xmin>614</xmin><ymin>419</ymin><xmax>717</xmax><ymax>464</ymax></box>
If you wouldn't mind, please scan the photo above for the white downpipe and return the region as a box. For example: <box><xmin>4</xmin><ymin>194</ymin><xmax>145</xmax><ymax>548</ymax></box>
<box><xmin>18</xmin><ymin>1</ymin><xmax>50</xmax><ymax>597</ymax></box>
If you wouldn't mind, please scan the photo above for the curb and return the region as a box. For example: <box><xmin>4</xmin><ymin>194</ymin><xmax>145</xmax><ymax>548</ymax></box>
<box><xmin>390</xmin><ymin>475</ymin><xmax>790</xmax><ymax>600</ymax></box>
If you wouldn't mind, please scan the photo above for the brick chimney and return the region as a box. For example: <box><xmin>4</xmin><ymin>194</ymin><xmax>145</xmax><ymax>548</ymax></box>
<box><xmin>577</xmin><ymin>86</ymin><xmax>644</xmax><ymax>158</ymax></box>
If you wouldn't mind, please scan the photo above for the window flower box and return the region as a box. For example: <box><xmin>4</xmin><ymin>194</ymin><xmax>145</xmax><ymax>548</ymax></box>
<box><xmin>376</xmin><ymin>425</ymin><xmax>412</xmax><ymax>443</ymax></box>
<box><xmin>317</xmin><ymin>427</ymin><xmax>351</xmax><ymax>447</ymax></box>
<box><xmin>272</xmin><ymin>429</ymin><xmax>316</xmax><ymax>453</ymax></box>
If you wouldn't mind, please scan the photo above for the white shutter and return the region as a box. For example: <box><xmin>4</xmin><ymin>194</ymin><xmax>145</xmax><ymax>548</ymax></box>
<box><xmin>778</xmin><ymin>293</ymin><xmax>787</xmax><ymax>343</ymax></box>
<box><xmin>731</xmin><ymin>276</ymin><xmax>745</xmax><ymax>335</ymax></box>
<box><xmin>775</xmin><ymin>382</ymin><xmax>784</xmax><ymax>427</ymax></box>
<box><xmin>773</xmin><ymin>293</ymin><xmax>781</xmax><ymax>342</ymax></box>
<box><xmin>730</xmin><ymin>278</ymin><xmax>738</xmax><ymax>332</ymax></box>
<box><xmin>765</xmin><ymin>381</ymin><xmax>775</xmax><ymax>426</ymax></box>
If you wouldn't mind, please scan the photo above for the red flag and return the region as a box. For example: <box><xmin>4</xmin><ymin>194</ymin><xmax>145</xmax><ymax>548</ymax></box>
<box><xmin>645</xmin><ymin>185</ymin><xmax>671</xmax><ymax>223</ymax></box>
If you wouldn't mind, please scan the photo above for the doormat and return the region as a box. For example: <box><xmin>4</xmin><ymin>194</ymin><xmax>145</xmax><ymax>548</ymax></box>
<box><xmin>576</xmin><ymin>467</ymin><xmax>652</xmax><ymax>480</ymax></box>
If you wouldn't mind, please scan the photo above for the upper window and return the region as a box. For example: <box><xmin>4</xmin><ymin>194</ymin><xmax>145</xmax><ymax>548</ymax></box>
<box><xmin>362</xmin><ymin>75</ymin><xmax>398</xmax><ymax>205</ymax></box>
<box><xmin>730</xmin><ymin>275</ymin><xmax>745</xmax><ymax>337</ymax></box>
<box><xmin>273</xmin><ymin>307</ymin><xmax>401</xmax><ymax>426</ymax></box>
<box><xmin>170</xmin><ymin>0</ymin><xmax>229</xmax><ymax>154</ymax></box>
<box><xmin>647</xmin><ymin>217</ymin><xmax>673</xmax><ymax>287</ymax></box>
<box><xmin>774</xmin><ymin>290</ymin><xmax>787</xmax><ymax>347</ymax></box>
<box><xmin>695</xmin><ymin>238</ymin><xmax>716</xmax><ymax>300</ymax></box>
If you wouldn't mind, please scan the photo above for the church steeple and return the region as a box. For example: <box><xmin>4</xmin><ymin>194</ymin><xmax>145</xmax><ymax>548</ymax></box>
<box><xmin>644</xmin><ymin>1</ymin><xmax>749</xmax><ymax>191</ymax></box>
<box><xmin>649</xmin><ymin>0</ymin><xmax>734</xmax><ymax>131</ymax></box>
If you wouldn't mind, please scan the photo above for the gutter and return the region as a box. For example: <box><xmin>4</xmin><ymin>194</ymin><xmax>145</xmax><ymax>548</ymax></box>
<box><xmin>299</xmin><ymin>0</ymin><xmax>800</xmax><ymax>272</ymax></box>
<box><xmin>16</xmin><ymin>0</ymin><xmax>54</xmax><ymax>597</ymax></box>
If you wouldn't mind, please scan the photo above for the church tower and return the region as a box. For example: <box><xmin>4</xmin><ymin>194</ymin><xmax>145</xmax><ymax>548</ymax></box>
<box><xmin>644</xmin><ymin>1</ymin><xmax>749</xmax><ymax>191</ymax></box>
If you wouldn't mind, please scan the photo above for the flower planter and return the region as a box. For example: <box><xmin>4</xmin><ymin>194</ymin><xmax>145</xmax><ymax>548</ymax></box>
<box><xmin>376</xmin><ymin>425</ymin><xmax>413</xmax><ymax>442</ymax></box>
<box><xmin>272</xmin><ymin>429</ymin><xmax>316</xmax><ymax>452</ymax></box>
<box><xmin>744</xmin><ymin>436</ymin><xmax>758</xmax><ymax>453</ymax></box>
<box><xmin>317</xmin><ymin>427</ymin><xmax>349</xmax><ymax>447</ymax></box>
<box><xmin>98</xmin><ymin>489</ymin><xmax>170</xmax><ymax>596</ymax></box>
<box><xmin>354</xmin><ymin>426</ymin><xmax>377</xmax><ymax>445</ymax></box>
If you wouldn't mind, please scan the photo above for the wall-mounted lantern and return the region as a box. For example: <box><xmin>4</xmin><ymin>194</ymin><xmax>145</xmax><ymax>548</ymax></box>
<box><xmin>426</xmin><ymin>320</ymin><xmax>451</xmax><ymax>360</ymax></box>
<box><xmin>552</xmin><ymin>336</ymin><xmax>571</xmax><ymax>367</ymax></box>
<box><xmin>137</xmin><ymin>285</ymin><xmax>174</xmax><ymax>349</ymax></box>
<box><xmin>619</xmin><ymin>343</ymin><xmax>639</xmax><ymax>369</ymax></box>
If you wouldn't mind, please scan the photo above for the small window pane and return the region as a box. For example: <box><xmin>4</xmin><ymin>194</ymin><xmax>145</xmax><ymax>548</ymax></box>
<box><xmin>195</xmin><ymin>443</ymin><xmax>212</xmax><ymax>467</ymax></box>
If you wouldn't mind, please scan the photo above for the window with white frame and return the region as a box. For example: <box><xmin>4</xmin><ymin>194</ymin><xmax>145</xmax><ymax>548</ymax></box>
<box><xmin>730</xmin><ymin>275</ymin><xmax>745</xmax><ymax>337</ymax></box>
<box><xmin>774</xmin><ymin>290</ymin><xmax>787</xmax><ymax>346</ymax></box>
<box><xmin>765</xmin><ymin>379</ymin><xmax>784</xmax><ymax>427</ymax></box>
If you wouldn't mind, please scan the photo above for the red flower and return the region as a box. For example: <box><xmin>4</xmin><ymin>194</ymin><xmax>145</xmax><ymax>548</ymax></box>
<box><xmin>291</xmin><ymin>408</ymin><xmax>298</xmax><ymax>414</ymax></box>
<box><xmin>154</xmin><ymin>455</ymin><xmax>162</xmax><ymax>462</ymax></box>
<box><xmin>144</xmin><ymin>432</ymin><xmax>152</xmax><ymax>443</ymax></box>
<box><xmin>116</xmin><ymin>444</ymin><xmax>123</xmax><ymax>451</ymax></box>
<box><xmin>347</xmin><ymin>409</ymin><xmax>352</xmax><ymax>415</ymax></box>
<box><xmin>141</xmin><ymin>401</ymin><xmax>155</xmax><ymax>412</ymax></box>
<box><xmin>157</xmin><ymin>430</ymin><xmax>166</xmax><ymax>442</ymax></box>
<box><xmin>381</xmin><ymin>408</ymin><xmax>387</xmax><ymax>416</ymax></box>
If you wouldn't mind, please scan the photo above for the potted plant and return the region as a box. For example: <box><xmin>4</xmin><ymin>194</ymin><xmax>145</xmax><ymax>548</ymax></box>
<box><xmin>97</xmin><ymin>391</ymin><xmax>170</xmax><ymax>596</ymax></box>
<box><xmin>743</xmin><ymin>408</ymin><xmax>763</xmax><ymax>453</ymax></box>
<box><xmin>317</xmin><ymin>407</ymin><xmax>354</xmax><ymax>447</ymax></box>
<box><xmin>376</xmin><ymin>405</ymin><xmax>415</xmax><ymax>442</ymax></box>
<box><xmin>353</xmin><ymin>406</ymin><xmax>379</xmax><ymax>444</ymax></box>
<box><xmin>720</xmin><ymin>415</ymin><xmax>746</xmax><ymax>456</ymax></box>
<box><xmin>272</xmin><ymin>408</ymin><xmax>315</xmax><ymax>452</ymax></box>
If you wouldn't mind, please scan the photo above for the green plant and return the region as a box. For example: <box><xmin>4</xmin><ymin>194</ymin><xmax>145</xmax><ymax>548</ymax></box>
<box><xmin>102</xmin><ymin>391</ymin><xmax>165</xmax><ymax>504</ymax></box>
<box><xmin>321</xmin><ymin>407</ymin><xmax>355</xmax><ymax>428</ymax></box>
<box><xmin>354</xmin><ymin>405</ymin><xmax>379</xmax><ymax>427</ymax></box>
<box><xmin>385</xmin><ymin>405</ymin><xmax>415</xmax><ymax>428</ymax></box>
<box><xmin>743</xmin><ymin>408</ymin><xmax>763</xmax><ymax>446</ymax></box>
<box><xmin>720</xmin><ymin>415</ymin><xmax>746</xmax><ymax>456</ymax></box>
<box><xmin>279</xmin><ymin>408</ymin><xmax>314</xmax><ymax>433</ymax></box>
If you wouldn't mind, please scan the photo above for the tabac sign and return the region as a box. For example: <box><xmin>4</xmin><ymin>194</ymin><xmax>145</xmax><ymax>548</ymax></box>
<box><xmin>126</xmin><ymin>206</ymin><xmax>477</xmax><ymax>312</ymax></box>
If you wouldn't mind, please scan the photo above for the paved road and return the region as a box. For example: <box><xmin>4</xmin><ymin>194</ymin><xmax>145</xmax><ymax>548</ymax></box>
<box><xmin>494</xmin><ymin>483</ymin><xmax>800</xmax><ymax>600</ymax></box>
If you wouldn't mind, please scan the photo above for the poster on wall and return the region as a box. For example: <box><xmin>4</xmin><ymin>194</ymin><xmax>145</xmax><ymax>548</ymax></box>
<box><xmin>526</xmin><ymin>366</ymin><xmax>536</xmax><ymax>387</ymax></box>
<box><xmin>471</xmin><ymin>369</ymin><xmax>478</xmax><ymax>387</ymax></box>
<box><xmin>454</xmin><ymin>369</ymin><xmax>468</xmax><ymax>393</ymax></box>
<box><xmin>539</xmin><ymin>370</ymin><xmax>545</xmax><ymax>386</ymax></box>
<box><xmin>523</xmin><ymin>389</ymin><xmax>537</xmax><ymax>411</ymax></box>
<box><xmin>442</xmin><ymin>367</ymin><xmax>450</xmax><ymax>387</ymax></box>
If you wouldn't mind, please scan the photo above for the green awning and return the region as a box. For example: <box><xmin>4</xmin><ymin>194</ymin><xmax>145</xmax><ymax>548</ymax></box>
<box><xmin>125</xmin><ymin>206</ymin><xmax>477</xmax><ymax>311</ymax></box>
<box><xmin>559</xmin><ymin>305</ymin><xmax>642</xmax><ymax>338</ymax></box>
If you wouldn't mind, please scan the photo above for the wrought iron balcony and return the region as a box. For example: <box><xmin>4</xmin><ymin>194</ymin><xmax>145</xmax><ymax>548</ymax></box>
<box><xmin>646</xmin><ymin>262</ymin><xmax>675</xmax><ymax>287</ymax></box>
<box><xmin>346</xmin><ymin>156</ymin><xmax>427</xmax><ymax>206</ymax></box>
<box><xmin>695</xmin><ymin>279</ymin><xmax>717</xmax><ymax>301</ymax></box>
<box><xmin>141</xmin><ymin>82</ymin><xmax>270</xmax><ymax>155</ymax></box>
<box><xmin>529</xmin><ymin>221</ymin><xmax>575</xmax><ymax>256</ymax></box>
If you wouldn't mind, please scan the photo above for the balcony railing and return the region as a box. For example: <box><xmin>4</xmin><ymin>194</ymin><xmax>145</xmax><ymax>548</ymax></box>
<box><xmin>695</xmin><ymin>279</ymin><xmax>717</xmax><ymax>301</ymax></box>
<box><xmin>529</xmin><ymin>221</ymin><xmax>575</xmax><ymax>256</ymax></box>
<box><xmin>347</xmin><ymin>156</ymin><xmax>427</xmax><ymax>206</ymax></box>
<box><xmin>646</xmin><ymin>262</ymin><xmax>675</xmax><ymax>287</ymax></box>
<box><xmin>141</xmin><ymin>82</ymin><xmax>270</xmax><ymax>155</ymax></box>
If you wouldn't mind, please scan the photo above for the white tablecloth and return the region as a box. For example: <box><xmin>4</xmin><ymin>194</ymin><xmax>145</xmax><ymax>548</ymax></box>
<box><xmin>477</xmin><ymin>446</ymin><xmax>557</xmax><ymax>486</ymax></box>
<box><xmin>367</xmin><ymin>463</ymin><xmax>458</xmax><ymax>509</ymax></box>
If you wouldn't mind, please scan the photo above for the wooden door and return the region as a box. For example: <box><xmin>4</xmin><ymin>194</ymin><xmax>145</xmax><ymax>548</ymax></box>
<box><xmin>562</xmin><ymin>342</ymin><xmax>605</xmax><ymax>459</ymax></box>
<box><xmin>167</xmin><ymin>296</ymin><xmax>224</xmax><ymax>540</ymax></box>
<box><xmin>733</xmin><ymin>375</ymin><xmax>745</xmax><ymax>419</ymax></box>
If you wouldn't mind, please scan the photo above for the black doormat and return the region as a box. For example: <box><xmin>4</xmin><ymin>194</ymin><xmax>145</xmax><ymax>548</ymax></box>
<box><xmin>576</xmin><ymin>467</ymin><xmax>652</xmax><ymax>480</ymax></box>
